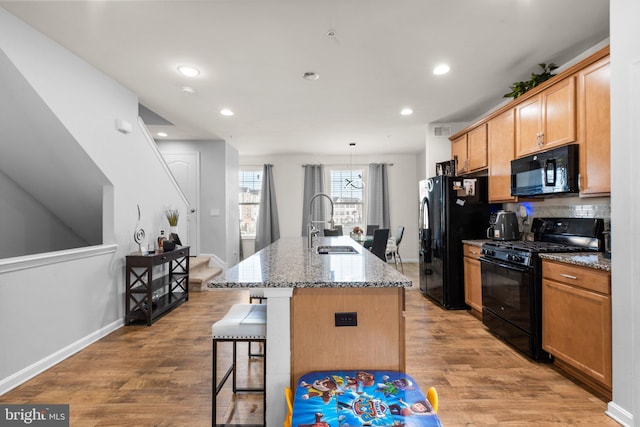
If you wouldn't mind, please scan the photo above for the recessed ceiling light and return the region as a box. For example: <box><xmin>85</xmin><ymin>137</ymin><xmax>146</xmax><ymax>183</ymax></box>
<box><xmin>182</xmin><ymin>86</ymin><xmax>195</xmax><ymax>94</ymax></box>
<box><xmin>157</xmin><ymin>132</ymin><xmax>168</xmax><ymax>137</ymax></box>
<box><xmin>177</xmin><ymin>65</ymin><xmax>200</xmax><ymax>77</ymax></box>
<box><xmin>220</xmin><ymin>109</ymin><xmax>234</xmax><ymax>116</ymax></box>
<box><xmin>302</xmin><ymin>72</ymin><xmax>320</xmax><ymax>81</ymax></box>
<box><xmin>400</xmin><ymin>108</ymin><xmax>414</xmax><ymax>116</ymax></box>
<box><xmin>433</xmin><ymin>64</ymin><xmax>451</xmax><ymax>75</ymax></box>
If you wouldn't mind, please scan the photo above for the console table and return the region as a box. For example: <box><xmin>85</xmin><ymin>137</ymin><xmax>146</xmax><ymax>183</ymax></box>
<box><xmin>125</xmin><ymin>246</ymin><xmax>190</xmax><ymax>326</ymax></box>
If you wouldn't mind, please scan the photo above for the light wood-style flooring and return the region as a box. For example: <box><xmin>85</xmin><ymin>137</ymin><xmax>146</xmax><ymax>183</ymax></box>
<box><xmin>0</xmin><ymin>262</ymin><xmax>618</xmax><ymax>426</ymax></box>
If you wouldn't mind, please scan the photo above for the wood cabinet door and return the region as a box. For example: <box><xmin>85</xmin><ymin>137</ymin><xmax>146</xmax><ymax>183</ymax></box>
<box><xmin>542</xmin><ymin>76</ymin><xmax>577</xmax><ymax>149</ymax></box>
<box><xmin>467</xmin><ymin>124</ymin><xmax>488</xmax><ymax>171</ymax></box>
<box><xmin>463</xmin><ymin>245</ymin><xmax>482</xmax><ymax>313</ymax></box>
<box><xmin>451</xmin><ymin>134</ymin><xmax>468</xmax><ymax>174</ymax></box>
<box><xmin>542</xmin><ymin>278</ymin><xmax>612</xmax><ymax>389</ymax></box>
<box><xmin>515</xmin><ymin>95</ymin><xmax>542</xmax><ymax>157</ymax></box>
<box><xmin>578</xmin><ymin>58</ymin><xmax>610</xmax><ymax>195</ymax></box>
<box><xmin>488</xmin><ymin>109</ymin><xmax>516</xmax><ymax>202</ymax></box>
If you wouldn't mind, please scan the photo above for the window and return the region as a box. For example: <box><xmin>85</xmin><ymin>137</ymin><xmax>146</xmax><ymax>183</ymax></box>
<box><xmin>239</xmin><ymin>169</ymin><xmax>262</xmax><ymax>238</ymax></box>
<box><xmin>328</xmin><ymin>168</ymin><xmax>365</xmax><ymax>234</ymax></box>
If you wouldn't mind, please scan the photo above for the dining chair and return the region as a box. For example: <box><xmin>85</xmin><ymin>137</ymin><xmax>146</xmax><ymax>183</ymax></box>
<box><xmin>363</xmin><ymin>225</ymin><xmax>379</xmax><ymax>249</ymax></box>
<box><xmin>370</xmin><ymin>228</ymin><xmax>390</xmax><ymax>261</ymax></box>
<box><xmin>323</xmin><ymin>228</ymin><xmax>341</xmax><ymax>236</ymax></box>
<box><xmin>386</xmin><ymin>226</ymin><xmax>405</xmax><ymax>272</ymax></box>
<box><xmin>427</xmin><ymin>386</ymin><xmax>439</xmax><ymax>413</ymax></box>
<box><xmin>365</xmin><ymin>224</ymin><xmax>379</xmax><ymax>235</ymax></box>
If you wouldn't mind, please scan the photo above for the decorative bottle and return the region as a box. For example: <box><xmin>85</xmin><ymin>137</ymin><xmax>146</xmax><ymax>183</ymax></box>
<box><xmin>157</xmin><ymin>230</ymin><xmax>166</xmax><ymax>252</ymax></box>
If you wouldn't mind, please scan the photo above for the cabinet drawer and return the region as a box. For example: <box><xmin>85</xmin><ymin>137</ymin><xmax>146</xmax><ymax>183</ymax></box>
<box><xmin>542</xmin><ymin>260</ymin><xmax>610</xmax><ymax>294</ymax></box>
<box><xmin>463</xmin><ymin>244</ymin><xmax>482</xmax><ymax>260</ymax></box>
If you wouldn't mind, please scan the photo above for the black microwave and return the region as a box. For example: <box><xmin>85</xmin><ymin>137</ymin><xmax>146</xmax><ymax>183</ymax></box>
<box><xmin>511</xmin><ymin>144</ymin><xmax>579</xmax><ymax>197</ymax></box>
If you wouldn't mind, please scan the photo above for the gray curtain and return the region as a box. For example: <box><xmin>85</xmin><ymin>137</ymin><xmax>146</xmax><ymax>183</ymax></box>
<box><xmin>367</xmin><ymin>163</ymin><xmax>390</xmax><ymax>229</ymax></box>
<box><xmin>301</xmin><ymin>164</ymin><xmax>325</xmax><ymax>236</ymax></box>
<box><xmin>255</xmin><ymin>164</ymin><xmax>280</xmax><ymax>252</ymax></box>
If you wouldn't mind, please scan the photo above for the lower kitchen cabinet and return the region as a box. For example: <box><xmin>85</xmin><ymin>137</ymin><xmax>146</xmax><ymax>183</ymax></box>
<box><xmin>542</xmin><ymin>259</ymin><xmax>611</xmax><ymax>399</ymax></box>
<box><xmin>463</xmin><ymin>244</ymin><xmax>483</xmax><ymax>316</ymax></box>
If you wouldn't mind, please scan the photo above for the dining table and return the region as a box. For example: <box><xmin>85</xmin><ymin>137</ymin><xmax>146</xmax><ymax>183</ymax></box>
<box><xmin>291</xmin><ymin>370</ymin><xmax>442</xmax><ymax>427</ymax></box>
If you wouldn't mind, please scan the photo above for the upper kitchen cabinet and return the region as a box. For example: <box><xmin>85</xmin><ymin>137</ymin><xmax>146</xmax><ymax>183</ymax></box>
<box><xmin>450</xmin><ymin>45</ymin><xmax>610</xmax><ymax>195</ymax></box>
<box><xmin>515</xmin><ymin>77</ymin><xmax>577</xmax><ymax>157</ymax></box>
<box><xmin>488</xmin><ymin>109</ymin><xmax>517</xmax><ymax>202</ymax></box>
<box><xmin>451</xmin><ymin>124</ymin><xmax>488</xmax><ymax>175</ymax></box>
<box><xmin>577</xmin><ymin>55</ymin><xmax>610</xmax><ymax>196</ymax></box>
<box><xmin>451</xmin><ymin>134</ymin><xmax>468</xmax><ymax>175</ymax></box>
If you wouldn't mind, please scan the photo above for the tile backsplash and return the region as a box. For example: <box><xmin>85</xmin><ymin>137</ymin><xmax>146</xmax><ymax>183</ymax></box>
<box><xmin>504</xmin><ymin>196</ymin><xmax>611</xmax><ymax>237</ymax></box>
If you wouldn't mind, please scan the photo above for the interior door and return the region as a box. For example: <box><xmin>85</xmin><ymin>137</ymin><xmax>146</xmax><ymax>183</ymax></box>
<box><xmin>162</xmin><ymin>153</ymin><xmax>200</xmax><ymax>255</ymax></box>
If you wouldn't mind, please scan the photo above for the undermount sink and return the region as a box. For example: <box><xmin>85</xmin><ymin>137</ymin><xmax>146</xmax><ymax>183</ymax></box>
<box><xmin>316</xmin><ymin>245</ymin><xmax>358</xmax><ymax>254</ymax></box>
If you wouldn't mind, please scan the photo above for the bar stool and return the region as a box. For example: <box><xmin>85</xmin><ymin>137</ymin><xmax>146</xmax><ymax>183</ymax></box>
<box><xmin>248</xmin><ymin>289</ymin><xmax>266</xmax><ymax>357</ymax></box>
<box><xmin>212</xmin><ymin>303</ymin><xmax>266</xmax><ymax>426</ymax></box>
<box><xmin>249</xmin><ymin>288</ymin><xmax>267</xmax><ymax>304</ymax></box>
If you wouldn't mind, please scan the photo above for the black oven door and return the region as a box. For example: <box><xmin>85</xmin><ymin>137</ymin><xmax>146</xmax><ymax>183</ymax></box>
<box><xmin>480</xmin><ymin>257</ymin><xmax>533</xmax><ymax>333</ymax></box>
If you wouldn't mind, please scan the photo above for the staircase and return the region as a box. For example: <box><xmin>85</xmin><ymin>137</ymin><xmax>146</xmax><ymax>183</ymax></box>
<box><xmin>189</xmin><ymin>256</ymin><xmax>222</xmax><ymax>291</ymax></box>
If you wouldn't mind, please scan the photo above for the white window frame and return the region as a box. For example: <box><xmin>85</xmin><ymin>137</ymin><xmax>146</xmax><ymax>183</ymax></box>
<box><xmin>239</xmin><ymin>167</ymin><xmax>262</xmax><ymax>239</ymax></box>
<box><xmin>325</xmin><ymin>165</ymin><xmax>368</xmax><ymax>235</ymax></box>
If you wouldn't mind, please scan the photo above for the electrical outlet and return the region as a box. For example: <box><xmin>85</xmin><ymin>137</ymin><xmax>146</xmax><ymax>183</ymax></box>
<box><xmin>335</xmin><ymin>312</ymin><xmax>357</xmax><ymax>327</ymax></box>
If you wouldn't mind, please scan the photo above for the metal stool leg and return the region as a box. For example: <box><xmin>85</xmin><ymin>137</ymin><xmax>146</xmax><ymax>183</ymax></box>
<box><xmin>212</xmin><ymin>339</ymin><xmax>216</xmax><ymax>426</ymax></box>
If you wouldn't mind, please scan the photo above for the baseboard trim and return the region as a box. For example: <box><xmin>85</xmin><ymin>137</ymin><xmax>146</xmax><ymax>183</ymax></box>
<box><xmin>606</xmin><ymin>401</ymin><xmax>633</xmax><ymax>426</ymax></box>
<box><xmin>0</xmin><ymin>318</ymin><xmax>123</xmax><ymax>396</ymax></box>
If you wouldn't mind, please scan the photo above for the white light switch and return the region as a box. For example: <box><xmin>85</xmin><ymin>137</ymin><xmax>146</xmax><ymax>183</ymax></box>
<box><xmin>210</xmin><ymin>209</ymin><xmax>220</xmax><ymax>216</ymax></box>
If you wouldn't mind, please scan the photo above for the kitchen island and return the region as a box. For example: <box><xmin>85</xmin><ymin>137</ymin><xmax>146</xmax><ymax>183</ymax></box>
<box><xmin>208</xmin><ymin>236</ymin><xmax>411</xmax><ymax>426</ymax></box>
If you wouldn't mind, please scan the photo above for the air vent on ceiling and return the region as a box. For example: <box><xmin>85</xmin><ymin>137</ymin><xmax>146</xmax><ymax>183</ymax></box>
<box><xmin>433</xmin><ymin>126</ymin><xmax>452</xmax><ymax>137</ymax></box>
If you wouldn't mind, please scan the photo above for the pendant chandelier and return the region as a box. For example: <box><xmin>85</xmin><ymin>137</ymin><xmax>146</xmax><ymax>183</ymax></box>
<box><xmin>344</xmin><ymin>142</ymin><xmax>364</xmax><ymax>190</ymax></box>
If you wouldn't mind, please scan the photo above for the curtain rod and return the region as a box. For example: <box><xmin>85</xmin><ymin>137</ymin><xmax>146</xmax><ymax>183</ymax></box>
<box><xmin>301</xmin><ymin>163</ymin><xmax>394</xmax><ymax>167</ymax></box>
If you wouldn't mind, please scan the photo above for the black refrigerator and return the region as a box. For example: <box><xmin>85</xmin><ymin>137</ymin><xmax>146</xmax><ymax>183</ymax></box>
<box><xmin>419</xmin><ymin>175</ymin><xmax>491</xmax><ymax>309</ymax></box>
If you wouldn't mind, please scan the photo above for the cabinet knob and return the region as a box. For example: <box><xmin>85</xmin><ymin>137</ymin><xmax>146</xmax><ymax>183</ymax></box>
<box><xmin>560</xmin><ymin>273</ymin><xmax>577</xmax><ymax>280</ymax></box>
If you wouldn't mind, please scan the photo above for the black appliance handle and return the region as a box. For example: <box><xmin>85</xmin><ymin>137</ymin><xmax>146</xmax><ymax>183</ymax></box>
<box><xmin>479</xmin><ymin>257</ymin><xmax>530</xmax><ymax>274</ymax></box>
<box><xmin>544</xmin><ymin>159</ymin><xmax>556</xmax><ymax>186</ymax></box>
<box><xmin>422</xmin><ymin>197</ymin><xmax>432</xmax><ymax>261</ymax></box>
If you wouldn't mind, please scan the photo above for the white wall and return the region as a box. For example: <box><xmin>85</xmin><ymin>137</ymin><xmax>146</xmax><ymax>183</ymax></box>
<box><xmin>225</xmin><ymin>147</ymin><xmax>240</xmax><ymax>266</ymax></box>
<box><xmin>424</xmin><ymin>122</ymin><xmax>469</xmax><ymax>180</ymax></box>
<box><xmin>0</xmin><ymin>49</ymin><xmax>108</xmax><ymax>252</ymax></box>
<box><xmin>0</xmin><ymin>8</ymin><xmax>186</xmax><ymax>391</ymax></box>
<box><xmin>0</xmin><ymin>170</ymin><xmax>87</xmax><ymax>257</ymax></box>
<box><xmin>609</xmin><ymin>0</ymin><xmax>638</xmax><ymax>424</ymax></box>
<box><xmin>241</xmin><ymin>153</ymin><xmax>420</xmax><ymax>262</ymax></box>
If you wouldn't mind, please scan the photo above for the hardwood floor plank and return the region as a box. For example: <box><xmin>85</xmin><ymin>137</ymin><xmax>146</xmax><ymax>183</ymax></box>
<box><xmin>0</xmin><ymin>264</ymin><xmax>618</xmax><ymax>426</ymax></box>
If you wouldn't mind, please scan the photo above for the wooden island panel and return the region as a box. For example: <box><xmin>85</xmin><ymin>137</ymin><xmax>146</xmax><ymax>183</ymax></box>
<box><xmin>290</xmin><ymin>287</ymin><xmax>405</xmax><ymax>384</ymax></box>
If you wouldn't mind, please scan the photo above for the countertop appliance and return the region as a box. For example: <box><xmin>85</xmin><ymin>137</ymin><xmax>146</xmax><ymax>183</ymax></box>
<box><xmin>479</xmin><ymin>217</ymin><xmax>604</xmax><ymax>361</ymax></box>
<box><xmin>511</xmin><ymin>144</ymin><xmax>579</xmax><ymax>197</ymax></box>
<box><xmin>487</xmin><ymin>210</ymin><xmax>519</xmax><ymax>241</ymax></box>
<box><xmin>419</xmin><ymin>175</ymin><xmax>492</xmax><ymax>309</ymax></box>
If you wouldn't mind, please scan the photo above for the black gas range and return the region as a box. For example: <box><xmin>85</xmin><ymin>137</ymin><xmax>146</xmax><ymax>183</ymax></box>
<box><xmin>479</xmin><ymin>217</ymin><xmax>604</xmax><ymax>361</ymax></box>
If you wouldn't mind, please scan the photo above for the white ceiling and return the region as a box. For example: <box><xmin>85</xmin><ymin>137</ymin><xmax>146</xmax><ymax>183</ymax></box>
<box><xmin>0</xmin><ymin>1</ymin><xmax>609</xmax><ymax>156</ymax></box>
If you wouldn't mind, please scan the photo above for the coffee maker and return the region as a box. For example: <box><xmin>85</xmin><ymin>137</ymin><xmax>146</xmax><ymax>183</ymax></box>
<box><xmin>487</xmin><ymin>210</ymin><xmax>519</xmax><ymax>241</ymax></box>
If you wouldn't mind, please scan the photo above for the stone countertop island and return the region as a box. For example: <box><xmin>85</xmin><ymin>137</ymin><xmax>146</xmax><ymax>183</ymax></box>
<box><xmin>208</xmin><ymin>236</ymin><xmax>410</xmax><ymax>426</ymax></box>
<box><xmin>208</xmin><ymin>236</ymin><xmax>411</xmax><ymax>288</ymax></box>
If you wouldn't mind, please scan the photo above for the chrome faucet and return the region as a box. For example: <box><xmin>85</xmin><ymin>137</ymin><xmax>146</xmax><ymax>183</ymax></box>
<box><xmin>307</xmin><ymin>192</ymin><xmax>335</xmax><ymax>248</ymax></box>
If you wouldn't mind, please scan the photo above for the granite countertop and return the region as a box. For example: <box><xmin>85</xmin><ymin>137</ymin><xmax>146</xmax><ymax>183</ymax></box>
<box><xmin>207</xmin><ymin>236</ymin><xmax>411</xmax><ymax>289</ymax></box>
<box><xmin>538</xmin><ymin>252</ymin><xmax>611</xmax><ymax>272</ymax></box>
<box><xmin>462</xmin><ymin>239</ymin><xmax>491</xmax><ymax>247</ymax></box>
